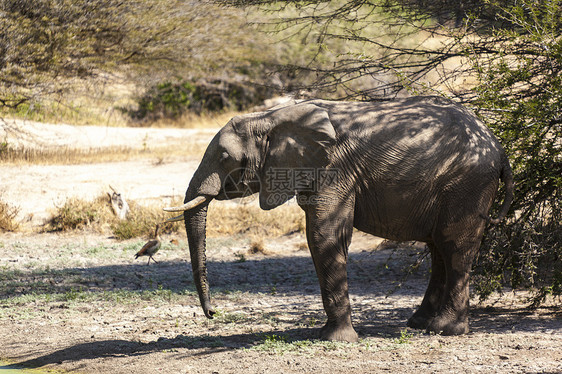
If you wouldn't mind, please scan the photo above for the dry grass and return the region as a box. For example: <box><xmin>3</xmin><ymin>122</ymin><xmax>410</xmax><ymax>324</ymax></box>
<box><xmin>0</xmin><ymin>200</ymin><xmax>20</xmax><ymax>232</ymax></box>
<box><xmin>1</xmin><ymin>145</ymin><xmax>137</xmax><ymax>165</ymax></box>
<box><xmin>206</xmin><ymin>203</ymin><xmax>305</xmax><ymax>238</ymax></box>
<box><xmin>43</xmin><ymin>194</ymin><xmax>305</xmax><ymax>241</ymax></box>
<box><xmin>0</xmin><ymin>144</ymin><xmax>207</xmax><ymax>165</ymax></box>
<box><xmin>44</xmin><ymin>196</ymin><xmax>305</xmax><ymax>241</ymax></box>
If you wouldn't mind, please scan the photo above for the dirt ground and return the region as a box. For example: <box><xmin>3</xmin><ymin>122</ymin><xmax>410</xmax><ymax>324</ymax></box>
<box><xmin>0</xmin><ymin>120</ymin><xmax>560</xmax><ymax>373</ymax></box>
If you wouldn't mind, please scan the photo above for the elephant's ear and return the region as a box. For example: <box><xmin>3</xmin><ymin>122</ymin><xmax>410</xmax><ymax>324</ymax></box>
<box><xmin>258</xmin><ymin>103</ymin><xmax>336</xmax><ymax>210</ymax></box>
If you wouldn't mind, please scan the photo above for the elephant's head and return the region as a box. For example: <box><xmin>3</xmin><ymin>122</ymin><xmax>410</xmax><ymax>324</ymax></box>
<box><xmin>164</xmin><ymin>101</ymin><xmax>337</xmax><ymax>318</ymax></box>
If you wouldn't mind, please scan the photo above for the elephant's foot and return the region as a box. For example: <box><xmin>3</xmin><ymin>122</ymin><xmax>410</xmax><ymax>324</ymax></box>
<box><xmin>407</xmin><ymin>310</ymin><xmax>434</xmax><ymax>330</ymax></box>
<box><xmin>319</xmin><ymin>320</ymin><xmax>358</xmax><ymax>342</ymax></box>
<box><xmin>425</xmin><ymin>314</ymin><xmax>469</xmax><ymax>335</ymax></box>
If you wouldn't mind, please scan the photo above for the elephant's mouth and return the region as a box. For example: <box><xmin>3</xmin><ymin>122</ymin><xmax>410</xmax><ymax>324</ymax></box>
<box><xmin>216</xmin><ymin>177</ymin><xmax>260</xmax><ymax>200</ymax></box>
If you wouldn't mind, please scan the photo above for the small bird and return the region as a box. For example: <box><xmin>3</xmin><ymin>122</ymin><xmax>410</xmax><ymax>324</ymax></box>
<box><xmin>135</xmin><ymin>224</ymin><xmax>162</xmax><ymax>265</ymax></box>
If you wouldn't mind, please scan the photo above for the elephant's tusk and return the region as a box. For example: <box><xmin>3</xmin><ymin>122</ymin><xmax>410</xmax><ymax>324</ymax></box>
<box><xmin>161</xmin><ymin>213</ymin><xmax>185</xmax><ymax>223</ymax></box>
<box><xmin>163</xmin><ymin>195</ymin><xmax>208</xmax><ymax>212</ymax></box>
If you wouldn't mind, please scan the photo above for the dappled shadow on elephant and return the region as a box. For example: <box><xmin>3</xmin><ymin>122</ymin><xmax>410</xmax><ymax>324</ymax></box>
<box><xmin>161</xmin><ymin>96</ymin><xmax>514</xmax><ymax>340</ymax></box>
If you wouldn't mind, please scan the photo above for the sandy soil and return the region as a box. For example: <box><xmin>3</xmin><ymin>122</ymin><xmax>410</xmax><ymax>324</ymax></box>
<box><xmin>0</xmin><ymin>118</ymin><xmax>218</xmax><ymax>226</ymax></box>
<box><xmin>0</xmin><ymin>121</ymin><xmax>560</xmax><ymax>373</ymax></box>
<box><xmin>0</xmin><ymin>118</ymin><xmax>218</xmax><ymax>150</ymax></box>
<box><xmin>0</xmin><ymin>159</ymin><xmax>201</xmax><ymax>226</ymax></box>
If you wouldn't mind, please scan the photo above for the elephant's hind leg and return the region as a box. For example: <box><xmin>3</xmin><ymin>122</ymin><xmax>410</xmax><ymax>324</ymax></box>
<box><xmin>407</xmin><ymin>242</ymin><xmax>446</xmax><ymax>330</ymax></box>
<box><xmin>304</xmin><ymin>197</ymin><xmax>358</xmax><ymax>343</ymax></box>
<box><xmin>425</xmin><ymin>220</ymin><xmax>487</xmax><ymax>335</ymax></box>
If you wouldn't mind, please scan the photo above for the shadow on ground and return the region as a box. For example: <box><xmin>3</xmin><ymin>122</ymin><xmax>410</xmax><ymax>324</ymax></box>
<box><xmin>0</xmin><ymin>247</ymin><xmax>429</xmax><ymax>300</ymax></box>
<box><xmin>6</xmin><ymin>300</ymin><xmax>561</xmax><ymax>372</ymax></box>
<box><xmin>3</xmin><ymin>245</ymin><xmax>561</xmax><ymax>372</ymax></box>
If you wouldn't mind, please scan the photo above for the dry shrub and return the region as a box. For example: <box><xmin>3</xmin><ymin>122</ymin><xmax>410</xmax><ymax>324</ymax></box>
<box><xmin>44</xmin><ymin>195</ymin><xmax>304</xmax><ymax>240</ymax></box>
<box><xmin>1</xmin><ymin>145</ymin><xmax>135</xmax><ymax>165</ymax></box>
<box><xmin>45</xmin><ymin>195</ymin><xmax>112</xmax><ymax>232</ymax></box>
<box><xmin>248</xmin><ymin>238</ymin><xmax>269</xmax><ymax>255</ymax></box>
<box><xmin>111</xmin><ymin>201</ymin><xmax>182</xmax><ymax>240</ymax></box>
<box><xmin>146</xmin><ymin>110</ymin><xmax>239</xmax><ymax>129</ymax></box>
<box><xmin>45</xmin><ymin>194</ymin><xmax>182</xmax><ymax>239</ymax></box>
<box><xmin>206</xmin><ymin>203</ymin><xmax>305</xmax><ymax>238</ymax></box>
<box><xmin>0</xmin><ymin>200</ymin><xmax>20</xmax><ymax>232</ymax></box>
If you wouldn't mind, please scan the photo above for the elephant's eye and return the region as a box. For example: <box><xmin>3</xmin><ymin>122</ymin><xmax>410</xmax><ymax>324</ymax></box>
<box><xmin>219</xmin><ymin>152</ymin><xmax>229</xmax><ymax>163</ymax></box>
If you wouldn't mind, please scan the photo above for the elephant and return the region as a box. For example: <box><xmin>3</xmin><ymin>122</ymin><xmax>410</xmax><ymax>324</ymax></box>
<box><xmin>164</xmin><ymin>96</ymin><xmax>514</xmax><ymax>342</ymax></box>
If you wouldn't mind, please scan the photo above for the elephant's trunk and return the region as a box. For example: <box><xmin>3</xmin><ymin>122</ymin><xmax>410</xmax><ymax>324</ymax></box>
<box><xmin>184</xmin><ymin>201</ymin><xmax>216</xmax><ymax>319</ymax></box>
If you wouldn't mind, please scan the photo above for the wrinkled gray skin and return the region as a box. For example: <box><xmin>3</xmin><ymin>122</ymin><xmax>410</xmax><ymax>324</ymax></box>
<box><xmin>176</xmin><ymin>96</ymin><xmax>514</xmax><ymax>342</ymax></box>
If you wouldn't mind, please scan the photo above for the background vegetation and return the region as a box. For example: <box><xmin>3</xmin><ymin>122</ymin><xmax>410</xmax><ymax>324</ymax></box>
<box><xmin>0</xmin><ymin>200</ymin><xmax>19</xmax><ymax>232</ymax></box>
<box><xmin>224</xmin><ymin>0</ymin><xmax>562</xmax><ymax>304</ymax></box>
<box><xmin>464</xmin><ymin>0</ymin><xmax>562</xmax><ymax>305</ymax></box>
<box><xmin>0</xmin><ymin>0</ymin><xmax>278</xmax><ymax>124</ymax></box>
<box><xmin>1</xmin><ymin>0</ymin><xmax>559</xmax><ymax>303</ymax></box>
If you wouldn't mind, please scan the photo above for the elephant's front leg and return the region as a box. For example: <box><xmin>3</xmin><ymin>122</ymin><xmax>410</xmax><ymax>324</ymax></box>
<box><xmin>304</xmin><ymin>197</ymin><xmax>358</xmax><ymax>342</ymax></box>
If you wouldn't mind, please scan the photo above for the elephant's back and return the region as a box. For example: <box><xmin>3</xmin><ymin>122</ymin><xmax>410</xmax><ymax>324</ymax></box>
<box><xmin>330</xmin><ymin>97</ymin><xmax>505</xmax><ymax>241</ymax></box>
<box><xmin>314</xmin><ymin>97</ymin><xmax>494</xmax><ymax>142</ymax></box>
<box><xmin>324</xmin><ymin>97</ymin><xmax>501</xmax><ymax>161</ymax></box>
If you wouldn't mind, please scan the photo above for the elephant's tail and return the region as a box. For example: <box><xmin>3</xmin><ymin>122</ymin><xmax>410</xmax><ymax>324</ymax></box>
<box><xmin>489</xmin><ymin>155</ymin><xmax>514</xmax><ymax>225</ymax></box>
